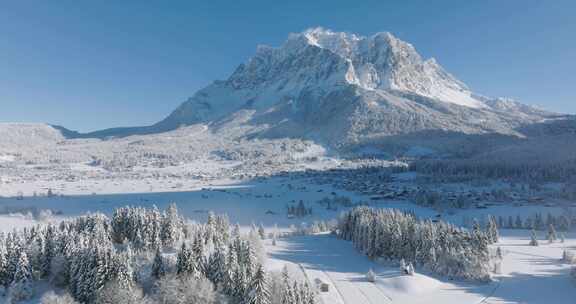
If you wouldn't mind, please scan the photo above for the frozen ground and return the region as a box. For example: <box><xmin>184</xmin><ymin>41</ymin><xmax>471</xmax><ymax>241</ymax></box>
<box><xmin>0</xmin><ymin>177</ymin><xmax>361</xmax><ymax>232</ymax></box>
<box><xmin>266</xmin><ymin>231</ymin><xmax>576</xmax><ymax>304</ymax></box>
<box><xmin>0</xmin><ymin>177</ymin><xmax>574</xmax><ymax>303</ymax></box>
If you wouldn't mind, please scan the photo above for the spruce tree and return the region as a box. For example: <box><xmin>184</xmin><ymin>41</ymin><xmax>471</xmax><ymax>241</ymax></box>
<box><xmin>487</xmin><ymin>216</ymin><xmax>499</xmax><ymax>244</ymax></box>
<box><xmin>212</xmin><ymin>248</ymin><xmax>227</xmax><ymax>286</ymax></box>
<box><xmin>515</xmin><ymin>215</ymin><xmax>523</xmax><ymax>229</ymax></box>
<box><xmin>258</xmin><ymin>224</ymin><xmax>266</xmax><ymax>240</ymax></box>
<box><xmin>547</xmin><ymin>224</ymin><xmax>557</xmax><ymax>243</ymax></box>
<box><xmin>280</xmin><ymin>266</ymin><xmax>295</xmax><ymax>304</ymax></box>
<box><xmin>529</xmin><ymin>229</ymin><xmax>539</xmax><ymax>246</ymax></box>
<box><xmin>496</xmin><ymin>247</ymin><xmax>503</xmax><ymax>260</ymax></box>
<box><xmin>247</xmin><ymin>264</ymin><xmax>270</xmax><ymax>304</ymax></box>
<box><xmin>161</xmin><ymin>203</ymin><xmax>182</xmax><ymax>248</ymax></box>
<box><xmin>176</xmin><ymin>242</ymin><xmax>196</xmax><ymax>277</ymax></box>
<box><xmin>151</xmin><ymin>247</ymin><xmax>165</xmax><ymax>279</ymax></box>
<box><xmin>0</xmin><ymin>244</ymin><xmax>8</xmax><ymax>286</ymax></box>
<box><xmin>192</xmin><ymin>234</ymin><xmax>205</xmax><ymax>275</ymax></box>
<box><xmin>113</xmin><ymin>252</ymin><xmax>134</xmax><ymax>290</ymax></box>
<box><xmin>9</xmin><ymin>250</ymin><xmax>33</xmax><ymax>302</ymax></box>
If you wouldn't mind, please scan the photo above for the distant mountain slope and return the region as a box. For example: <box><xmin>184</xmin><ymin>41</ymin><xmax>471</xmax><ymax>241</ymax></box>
<box><xmin>139</xmin><ymin>28</ymin><xmax>558</xmax><ymax>152</ymax></box>
<box><xmin>0</xmin><ymin>123</ymin><xmax>66</xmax><ymax>147</ymax></box>
<box><xmin>5</xmin><ymin>28</ymin><xmax>572</xmax><ymax>159</ymax></box>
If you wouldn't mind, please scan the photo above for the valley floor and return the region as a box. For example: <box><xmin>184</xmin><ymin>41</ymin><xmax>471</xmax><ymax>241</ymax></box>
<box><xmin>267</xmin><ymin>231</ymin><xmax>576</xmax><ymax>304</ymax></box>
<box><xmin>0</xmin><ymin>177</ymin><xmax>574</xmax><ymax>303</ymax></box>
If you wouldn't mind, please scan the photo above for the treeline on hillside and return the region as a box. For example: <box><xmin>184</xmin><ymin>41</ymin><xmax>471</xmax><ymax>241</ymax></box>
<box><xmin>410</xmin><ymin>158</ymin><xmax>576</xmax><ymax>182</ymax></box>
<box><xmin>337</xmin><ymin>207</ymin><xmax>498</xmax><ymax>281</ymax></box>
<box><xmin>472</xmin><ymin>212</ymin><xmax>576</xmax><ymax>232</ymax></box>
<box><xmin>0</xmin><ymin>204</ymin><xmax>316</xmax><ymax>304</ymax></box>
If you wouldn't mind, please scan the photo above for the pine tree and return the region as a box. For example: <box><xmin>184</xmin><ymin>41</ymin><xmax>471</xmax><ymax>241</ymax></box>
<box><xmin>496</xmin><ymin>246</ymin><xmax>503</xmax><ymax>260</ymax></box>
<box><xmin>192</xmin><ymin>234</ymin><xmax>205</xmax><ymax>275</ymax></box>
<box><xmin>0</xmin><ymin>243</ymin><xmax>8</xmax><ymax>286</ymax></box>
<box><xmin>161</xmin><ymin>203</ymin><xmax>182</xmax><ymax>248</ymax></box>
<box><xmin>547</xmin><ymin>224</ymin><xmax>557</xmax><ymax>243</ymax></box>
<box><xmin>366</xmin><ymin>268</ymin><xmax>376</xmax><ymax>282</ymax></box>
<box><xmin>406</xmin><ymin>263</ymin><xmax>415</xmax><ymax>276</ymax></box>
<box><xmin>41</xmin><ymin>225</ymin><xmax>57</xmax><ymax>278</ymax></box>
<box><xmin>529</xmin><ymin>229</ymin><xmax>539</xmax><ymax>246</ymax></box>
<box><xmin>280</xmin><ymin>266</ymin><xmax>295</xmax><ymax>304</ymax></box>
<box><xmin>304</xmin><ymin>281</ymin><xmax>316</xmax><ymax>304</ymax></box>
<box><xmin>515</xmin><ymin>215</ymin><xmax>523</xmax><ymax>229</ymax></box>
<box><xmin>247</xmin><ymin>264</ymin><xmax>270</xmax><ymax>304</ymax></box>
<box><xmin>292</xmin><ymin>281</ymin><xmax>301</xmax><ymax>304</ymax></box>
<box><xmin>232</xmin><ymin>265</ymin><xmax>247</xmax><ymax>301</ymax></box>
<box><xmin>151</xmin><ymin>247</ymin><xmax>165</xmax><ymax>279</ymax></box>
<box><xmin>486</xmin><ymin>216</ymin><xmax>499</xmax><ymax>244</ymax></box>
<box><xmin>258</xmin><ymin>224</ymin><xmax>266</xmax><ymax>240</ymax></box>
<box><xmin>113</xmin><ymin>252</ymin><xmax>134</xmax><ymax>290</ymax></box>
<box><xmin>176</xmin><ymin>242</ymin><xmax>196</xmax><ymax>277</ymax></box>
<box><xmin>207</xmin><ymin>248</ymin><xmax>227</xmax><ymax>286</ymax></box>
<box><xmin>400</xmin><ymin>258</ymin><xmax>407</xmax><ymax>274</ymax></box>
<box><xmin>9</xmin><ymin>250</ymin><xmax>34</xmax><ymax>302</ymax></box>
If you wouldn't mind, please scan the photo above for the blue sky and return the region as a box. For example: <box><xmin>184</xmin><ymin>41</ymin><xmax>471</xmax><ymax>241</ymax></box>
<box><xmin>1</xmin><ymin>1</ymin><xmax>574</xmax><ymax>132</ymax></box>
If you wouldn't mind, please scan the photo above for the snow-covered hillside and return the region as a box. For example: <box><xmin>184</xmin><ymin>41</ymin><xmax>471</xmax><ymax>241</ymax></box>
<box><xmin>1</xmin><ymin>29</ymin><xmax>573</xmax><ymax>164</ymax></box>
<box><xmin>0</xmin><ymin>123</ymin><xmax>65</xmax><ymax>148</ymax></box>
<box><xmin>64</xmin><ymin>28</ymin><xmax>564</xmax><ymax>156</ymax></box>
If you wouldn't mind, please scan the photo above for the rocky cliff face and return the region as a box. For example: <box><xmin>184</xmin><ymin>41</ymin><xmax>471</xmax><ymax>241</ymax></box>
<box><xmin>149</xmin><ymin>28</ymin><xmax>554</xmax><ymax>150</ymax></box>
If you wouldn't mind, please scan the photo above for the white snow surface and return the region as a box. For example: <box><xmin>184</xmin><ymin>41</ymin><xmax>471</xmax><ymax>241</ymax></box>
<box><xmin>266</xmin><ymin>230</ymin><xmax>576</xmax><ymax>304</ymax></box>
<box><xmin>300</xmin><ymin>28</ymin><xmax>487</xmax><ymax>109</ymax></box>
<box><xmin>0</xmin><ymin>176</ymin><xmax>575</xmax><ymax>303</ymax></box>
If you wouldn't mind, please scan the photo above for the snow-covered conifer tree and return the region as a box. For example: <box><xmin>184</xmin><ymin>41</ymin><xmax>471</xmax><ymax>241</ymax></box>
<box><xmin>9</xmin><ymin>250</ymin><xmax>34</xmax><ymax>302</ymax></box>
<box><xmin>400</xmin><ymin>258</ymin><xmax>407</xmax><ymax>274</ymax></box>
<box><xmin>247</xmin><ymin>264</ymin><xmax>270</xmax><ymax>304</ymax></box>
<box><xmin>0</xmin><ymin>243</ymin><xmax>8</xmax><ymax>287</ymax></box>
<box><xmin>258</xmin><ymin>224</ymin><xmax>266</xmax><ymax>240</ymax></box>
<box><xmin>406</xmin><ymin>263</ymin><xmax>415</xmax><ymax>276</ymax></box>
<box><xmin>280</xmin><ymin>266</ymin><xmax>295</xmax><ymax>304</ymax></box>
<box><xmin>529</xmin><ymin>229</ymin><xmax>539</xmax><ymax>246</ymax></box>
<box><xmin>487</xmin><ymin>215</ymin><xmax>499</xmax><ymax>244</ymax></box>
<box><xmin>161</xmin><ymin>203</ymin><xmax>182</xmax><ymax>248</ymax></box>
<box><xmin>176</xmin><ymin>242</ymin><xmax>196</xmax><ymax>277</ymax></box>
<box><xmin>366</xmin><ymin>268</ymin><xmax>376</xmax><ymax>282</ymax></box>
<box><xmin>151</xmin><ymin>247</ymin><xmax>165</xmax><ymax>279</ymax></box>
<box><xmin>515</xmin><ymin>215</ymin><xmax>523</xmax><ymax>229</ymax></box>
<box><xmin>547</xmin><ymin>224</ymin><xmax>557</xmax><ymax>243</ymax></box>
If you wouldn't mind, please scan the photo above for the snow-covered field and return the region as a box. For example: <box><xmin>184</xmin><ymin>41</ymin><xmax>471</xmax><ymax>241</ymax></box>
<box><xmin>0</xmin><ymin>177</ymin><xmax>357</xmax><ymax>232</ymax></box>
<box><xmin>1</xmin><ymin>176</ymin><xmax>575</xmax><ymax>303</ymax></box>
<box><xmin>266</xmin><ymin>231</ymin><xmax>576</xmax><ymax>304</ymax></box>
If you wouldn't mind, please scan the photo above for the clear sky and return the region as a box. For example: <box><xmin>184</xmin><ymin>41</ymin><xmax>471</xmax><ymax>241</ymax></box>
<box><xmin>1</xmin><ymin>0</ymin><xmax>574</xmax><ymax>132</ymax></box>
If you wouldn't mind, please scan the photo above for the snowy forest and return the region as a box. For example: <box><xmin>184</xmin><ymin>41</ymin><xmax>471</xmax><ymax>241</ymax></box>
<box><xmin>337</xmin><ymin>207</ymin><xmax>499</xmax><ymax>281</ymax></box>
<box><xmin>410</xmin><ymin>158</ymin><xmax>576</xmax><ymax>183</ymax></box>
<box><xmin>0</xmin><ymin>204</ymin><xmax>316</xmax><ymax>304</ymax></box>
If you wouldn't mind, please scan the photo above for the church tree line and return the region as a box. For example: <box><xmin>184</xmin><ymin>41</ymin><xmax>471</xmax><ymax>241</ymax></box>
<box><xmin>337</xmin><ymin>207</ymin><xmax>498</xmax><ymax>281</ymax></box>
<box><xmin>0</xmin><ymin>204</ymin><xmax>316</xmax><ymax>304</ymax></box>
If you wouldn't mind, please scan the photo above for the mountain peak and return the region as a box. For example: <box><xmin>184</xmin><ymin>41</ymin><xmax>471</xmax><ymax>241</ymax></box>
<box><xmin>68</xmin><ymin>27</ymin><xmax>556</xmax><ymax>148</ymax></box>
<box><xmin>276</xmin><ymin>28</ymin><xmax>485</xmax><ymax>108</ymax></box>
<box><xmin>157</xmin><ymin>28</ymin><xmax>496</xmax><ymax>129</ymax></box>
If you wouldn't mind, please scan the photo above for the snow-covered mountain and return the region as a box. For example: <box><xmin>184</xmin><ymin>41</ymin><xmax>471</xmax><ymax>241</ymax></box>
<box><xmin>0</xmin><ymin>123</ymin><xmax>66</xmax><ymax>147</ymax></box>
<box><xmin>11</xmin><ymin>28</ymin><xmax>571</xmax><ymax>155</ymax></box>
<box><xmin>129</xmin><ymin>28</ymin><xmax>554</xmax><ymax>150</ymax></box>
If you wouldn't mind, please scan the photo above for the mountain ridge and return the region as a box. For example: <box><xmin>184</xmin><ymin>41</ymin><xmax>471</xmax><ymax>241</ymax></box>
<box><xmin>12</xmin><ymin>28</ymin><xmax>571</xmax><ymax>157</ymax></box>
